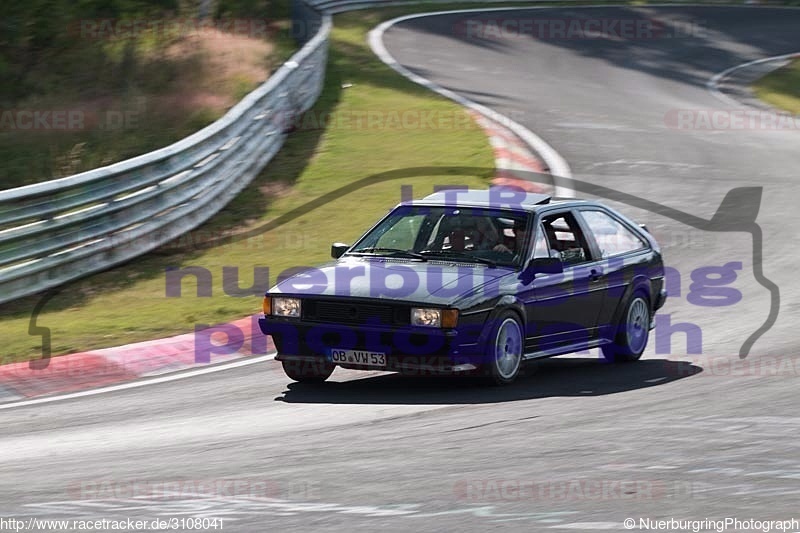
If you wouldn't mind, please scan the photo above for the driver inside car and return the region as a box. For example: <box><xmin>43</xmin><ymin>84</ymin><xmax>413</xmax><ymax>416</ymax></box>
<box><xmin>493</xmin><ymin>220</ymin><xmax>529</xmax><ymax>256</ymax></box>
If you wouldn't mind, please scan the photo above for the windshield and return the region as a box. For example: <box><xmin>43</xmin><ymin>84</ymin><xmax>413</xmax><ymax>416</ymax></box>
<box><xmin>348</xmin><ymin>205</ymin><xmax>531</xmax><ymax>267</ymax></box>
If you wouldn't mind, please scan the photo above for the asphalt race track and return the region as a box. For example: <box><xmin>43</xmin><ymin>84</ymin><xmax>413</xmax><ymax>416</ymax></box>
<box><xmin>1</xmin><ymin>6</ymin><xmax>799</xmax><ymax>532</ymax></box>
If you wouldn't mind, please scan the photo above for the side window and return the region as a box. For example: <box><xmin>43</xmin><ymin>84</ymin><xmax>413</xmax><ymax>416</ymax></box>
<box><xmin>532</xmin><ymin>225</ymin><xmax>550</xmax><ymax>259</ymax></box>
<box><xmin>580</xmin><ymin>210</ymin><xmax>647</xmax><ymax>258</ymax></box>
<box><xmin>541</xmin><ymin>212</ymin><xmax>591</xmax><ymax>266</ymax></box>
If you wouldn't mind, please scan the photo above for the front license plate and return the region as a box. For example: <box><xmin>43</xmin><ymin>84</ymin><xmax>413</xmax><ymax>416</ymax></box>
<box><xmin>330</xmin><ymin>349</ymin><xmax>386</xmax><ymax>367</ymax></box>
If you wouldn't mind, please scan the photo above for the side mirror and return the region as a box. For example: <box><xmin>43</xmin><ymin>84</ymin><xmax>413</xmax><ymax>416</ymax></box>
<box><xmin>331</xmin><ymin>242</ymin><xmax>350</xmax><ymax>259</ymax></box>
<box><xmin>524</xmin><ymin>257</ymin><xmax>563</xmax><ymax>277</ymax></box>
<box><xmin>639</xmin><ymin>223</ymin><xmax>650</xmax><ymax>233</ymax></box>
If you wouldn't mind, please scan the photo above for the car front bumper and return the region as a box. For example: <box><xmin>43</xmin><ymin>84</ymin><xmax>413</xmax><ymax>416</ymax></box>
<box><xmin>654</xmin><ymin>288</ymin><xmax>668</xmax><ymax>311</ymax></box>
<box><xmin>274</xmin><ymin>353</ymin><xmax>478</xmax><ymax>374</ymax></box>
<box><xmin>259</xmin><ymin>316</ymin><xmax>487</xmax><ymax>372</ymax></box>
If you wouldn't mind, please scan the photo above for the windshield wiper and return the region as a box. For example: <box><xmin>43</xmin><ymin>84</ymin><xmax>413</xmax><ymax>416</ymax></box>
<box><xmin>347</xmin><ymin>247</ymin><xmax>427</xmax><ymax>261</ymax></box>
<box><xmin>419</xmin><ymin>250</ymin><xmax>497</xmax><ymax>268</ymax></box>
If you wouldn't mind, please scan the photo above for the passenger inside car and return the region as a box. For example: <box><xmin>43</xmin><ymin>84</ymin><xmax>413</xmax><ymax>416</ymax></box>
<box><xmin>492</xmin><ymin>219</ymin><xmax>528</xmax><ymax>255</ymax></box>
<box><xmin>541</xmin><ymin>214</ymin><xmax>589</xmax><ymax>265</ymax></box>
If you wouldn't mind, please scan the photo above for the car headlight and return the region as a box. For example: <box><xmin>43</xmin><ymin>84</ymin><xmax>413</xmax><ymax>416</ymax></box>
<box><xmin>411</xmin><ymin>308</ymin><xmax>458</xmax><ymax>328</ymax></box>
<box><xmin>272</xmin><ymin>297</ymin><xmax>301</xmax><ymax>318</ymax></box>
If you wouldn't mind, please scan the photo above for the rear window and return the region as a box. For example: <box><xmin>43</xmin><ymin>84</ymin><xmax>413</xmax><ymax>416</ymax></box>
<box><xmin>581</xmin><ymin>210</ymin><xmax>647</xmax><ymax>258</ymax></box>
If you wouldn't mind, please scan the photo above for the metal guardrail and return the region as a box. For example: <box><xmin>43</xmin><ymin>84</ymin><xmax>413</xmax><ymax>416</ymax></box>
<box><xmin>311</xmin><ymin>0</ymin><xmax>777</xmax><ymax>10</ymax></box>
<box><xmin>0</xmin><ymin>9</ymin><xmax>330</xmax><ymax>305</ymax></box>
<box><xmin>308</xmin><ymin>0</ymin><xmax>537</xmax><ymax>14</ymax></box>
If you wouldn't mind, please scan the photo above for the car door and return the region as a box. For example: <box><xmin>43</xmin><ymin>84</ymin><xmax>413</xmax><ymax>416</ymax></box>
<box><xmin>525</xmin><ymin>210</ymin><xmax>606</xmax><ymax>352</ymax></box>
<box><xmin>575</xmin><ymin>208</ymin><xmax>652</xmax><ymax>339</ymax></box>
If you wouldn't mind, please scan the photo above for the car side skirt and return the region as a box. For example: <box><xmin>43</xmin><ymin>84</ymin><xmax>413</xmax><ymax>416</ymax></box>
<box><xmin>522</xmin><ymin>337</ymin><xmax>612</xmax><ymax>360</ymax></box>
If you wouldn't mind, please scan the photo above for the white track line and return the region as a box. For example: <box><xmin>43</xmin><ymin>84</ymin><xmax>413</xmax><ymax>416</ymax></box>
<box><xmin>707</xmin><ymin>52</ymin><xmax>800</xmax><ymax>107</ymax></box>
<box><xmin>0</xmin><ymin>353</ymin><xmax>276</xmax><ymax>411</ymax></box>
<box><xmin>368</xmin><ymin>9</ymin><xmax>574</xmax><ymax>197</ymax></box>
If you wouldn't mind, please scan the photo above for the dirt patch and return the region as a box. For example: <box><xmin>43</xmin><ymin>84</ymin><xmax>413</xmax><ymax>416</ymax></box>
<box><xmin>1</xmin><ymin>25</ymin><xmax>278</xmax><ymax>189</ymax></box>
<box><xmin>258</xmin><ymin>179</ymin><xmax>293</xmax><ymax>198</ymax></box>
<box><xmin>158</xmin><ymin>29</ymin><xmax>273</xmax><ymax>114</ymax></box>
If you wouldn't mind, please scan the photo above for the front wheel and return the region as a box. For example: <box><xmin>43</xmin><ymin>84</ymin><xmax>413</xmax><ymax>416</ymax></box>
<box><xmin>282</xmin><ymin>359</ymin><xmax>335</xmax><ymax>383</ymax></box>
<box><xmin>602</xmin><ymin>293</ymin><xmax>650</xmax><ymax>363</ymax></box>
<box><xmin>485</xmin><ymin>312</ymin><xmax>524</xmax><ymax>385</ymax></box>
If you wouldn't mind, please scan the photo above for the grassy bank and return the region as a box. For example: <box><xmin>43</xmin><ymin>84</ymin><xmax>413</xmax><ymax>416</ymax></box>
<box><xmin>752</xmin><ymin>58</ymin><xmax>800</xmax><ymax>114</ymax></box>
<box><xmin>0</xmin><ymin>2</ymin><xmax>296</xmax><ymax>190</ymax></box>
<box><xmin>0</xmin><ymin>6</ymin><xmax>495</xmax><ymax>363</ymax></box>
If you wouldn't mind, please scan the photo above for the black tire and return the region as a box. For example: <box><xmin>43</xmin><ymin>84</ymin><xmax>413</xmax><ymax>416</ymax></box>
<box><xmin>602</xmin><ymin>292</ymin><xmax>651</xmax><ymax>363</ymax></box>
<box><xmin>483</xmin><ymin>311</ymin><xmax>525</xmax><ymax>385</ymax></box>
<box><xmin>282</xmin><ymin>359</ymin><xmax>335</xmax><ymax>383</ymax></box>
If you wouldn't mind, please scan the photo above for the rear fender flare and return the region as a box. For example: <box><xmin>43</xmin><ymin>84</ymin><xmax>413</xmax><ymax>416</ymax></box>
<box><xmin>601</xmin><ymin>276</ymin><xmax>652</xmax><ymax>339</ymax></box>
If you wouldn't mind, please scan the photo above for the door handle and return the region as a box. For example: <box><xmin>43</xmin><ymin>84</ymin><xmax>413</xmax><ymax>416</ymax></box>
<box><xmin>589</xmin><ymin>269</ymin><xmax>602</xmax><ymax>282</ymax></box>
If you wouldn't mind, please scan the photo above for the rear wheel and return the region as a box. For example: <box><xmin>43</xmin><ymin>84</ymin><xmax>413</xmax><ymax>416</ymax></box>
<box><xmin>282</xmin><ymin>359</ymin><xmax>335</xmax><ymax>383</ymax></box>
<box><xmin>602</xmin><ymin>293</ymin><xmax>650</xmax><ymax>363</ymax></box>
<box><xmin>485</xmin><ymin>312</ymin><xmax>524</xmax><ymax>385</ymax></box>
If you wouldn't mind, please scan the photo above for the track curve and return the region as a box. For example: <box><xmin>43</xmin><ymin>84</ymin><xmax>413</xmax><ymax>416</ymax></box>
<box><xmin>1</xmin><ymin>6</ymin><xmax>799</xmax><ymax>532</ymax></box>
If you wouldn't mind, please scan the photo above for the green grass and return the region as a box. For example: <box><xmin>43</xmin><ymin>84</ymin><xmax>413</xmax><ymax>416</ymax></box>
<box><xmin>0</xmin><ymin>6</ymin><xmax>495</xmax><ymax>364</ymax></box>
<box><xmin>752</xmin><ymin>58</ymin><xmax>800</xmax><ymax>114</ymax></box>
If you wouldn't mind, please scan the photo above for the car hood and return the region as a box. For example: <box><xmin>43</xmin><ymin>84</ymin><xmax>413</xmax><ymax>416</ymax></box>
<box><xmin>269</xmin><ymin>257</ymin><xmax>517</xmax><ymax>306</ymax></box>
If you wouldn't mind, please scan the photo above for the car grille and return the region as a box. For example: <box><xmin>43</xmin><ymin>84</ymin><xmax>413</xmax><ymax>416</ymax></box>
<box><xmin>304</xmin><ymin>300</ymin><xmax>409</xmax><ymax>326</ymax></box>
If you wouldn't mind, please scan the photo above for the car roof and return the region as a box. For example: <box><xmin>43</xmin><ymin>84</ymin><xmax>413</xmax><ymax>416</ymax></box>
<box><xmin>405</xmin><ymin>188</ymin><xmax>585</xmax><ymax>212</ymax></box>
